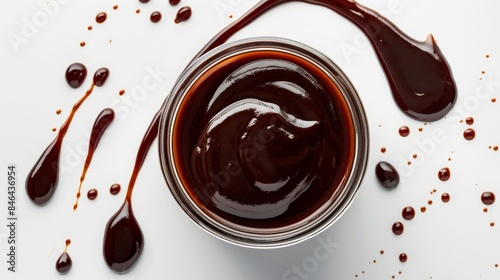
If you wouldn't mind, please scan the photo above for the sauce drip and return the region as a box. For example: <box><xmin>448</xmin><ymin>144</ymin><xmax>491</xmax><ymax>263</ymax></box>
<box><xmin>174</xmin><ymin>6</ymin><xmax>192</xmax><ymax>23</ymax></box>
<box><xmin>481</xmin><ymin>192</ymin><xmax>495</xmax><ymax>205</ymax></box>
<box><xmin>375</xmin><ymin>161</ymin><xmax>399</xmax><ymax>189</ymax></box>
<box><xmin>110</xmin><ymin>183</ymin><xmax>121</xmax><ymax>195</ymax></box>
<box><xmin>26</xmin><ymin>66</ymin><xmax>102</xmax><ymax>205</ymax></box>
<box><xmin>438</xmin><ymin>167</ymin><xmax>451</xmax><ymax>181</ymax></box>
<box><xmin>103</xmin><ymin>112</ymin><xmax>160</xmax><ymax>272</ymax></box>
<box><xmin>65</xmin><ymin>63</ymin><xmax>87</xmax><ymax>89</ymax></box>
<box><xmin>402</xmin><ymin>206</ymin><xmax>415</xmax><ymax>220</ymax></box>
<box><xmin>392</xmin><ymin>222</ymin><xmax>404</xmax><ymax>235</ymax></box>
<box><xmin>96</xmin><ymin>12</ymin><xmax>107</xmax><ymax>24</ymax></box>
<box><xmin>73</xmin><ymin>108</ymin><xmax>115</xmax><ymax>211</ymax></box>
<box><xmin>93</xmin><ymin>68</ymin><xmax>110</xmax><ymax>87</ymax></box>
<box><xmin>87</xmin><ymin>189</ymin><xmax>98</xmax><ymax>200</ymax></box>
<box><xmin>192</xmin><ymin>0</ymin><xmax>456</xmax><ymax>122</ymax></box>
<box><xmin>56</xmin><ymin>239</ymin><xmax>72</xmax><ymax>274</ymax></box>
<box><xmin>150</xmin><ymin>11</ymin><xmax>162</xmax><ymax>23</ymax></box>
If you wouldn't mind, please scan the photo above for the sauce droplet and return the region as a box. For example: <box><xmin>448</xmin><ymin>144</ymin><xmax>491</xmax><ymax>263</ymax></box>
<box><xmin>65</xmin><ymin>63</ymin><xmax>87</xmax><ymax>89</ymax></box>
<box><xmin>375</xmin><ymin>161</ymin><xmax>400</xmax><ymax>189</ymax></box>
<box><xmin>96</xmin><ymin>12</ymin><xmax>107</xmax><ymax>24</ymax></box>
<box><xmin>402</xmin><ymin>206</ymin><xmax>415</xmax><ymax>220</ymax></box>
<box><xmin>150</xmin><ymin>11</ymin><xmax>162</xmax><ymax>23</ymax></box>
<box><xmin>399</xmin><ymin>126</ymin><xmax>410</xmax><ymax>137</ymax></box>
<box><xmin>463</xmin><ymin>128</ymin><xmax>476</xmax><ymax>141</ymax></box>
<box><xmin>73</xmin><ymin>109</ymin><xmax>115</xmax><ymax>211</ymax></box>
<box><xmin>169</xmin><ymin>0</ymin><xmax>180</xmax><ymax>5</ymax></box>
<box><xmin>441</xmin><ymin>193</ymin><xmax>450</xmax><ymax>203</ymax></box>
<box><xmin>87</xmin><ymin>188</ymin><xmax>98</xmax><ymax>200</ymax></box>
<box><xmin>399</xmin><ymin>253</ymin><xmax>408</xmax><ymax>263</ymax></box>
<box><xmin>56</xmin><ymin>239</ymin><xmax>72</xmax><ymax>274</ymax></box>
<box><xmin>392</xmin><ymin>222</ymin><xmax>404</xmax><ymax>235</ymax></box>
<box><xmin>93</xmin><ymin>68</ymin><xmax>110</xmax><ymax>87</ymax></box>
<box><xmin>465</xmin><ymin>117</ymin><xmax>474</xmax><ymax>125</ymax></box>
<box><xmin>110</xmin><ymin>183</ymin><xmax>121</xmax><ymax>195</ymax></box>
<box><xmin>139</xmin><ymin>0</ymin><xmax>149</xmax><ymax>3</ymax></box>
<box><xmin>174</xmin><ymin>6</ymin><xmax>192</xmax><ymax>23</ymax></box>
<box><xmin>113</xmin><ymin>5</ymin><xmax>118</xmax><ymax>10</ymax></box>
<box><xmin>481</xmin><ymin>192</ymin><xmax>496</xmax><ymax>205</ymax></box>
<box><xmin>420</xmin><ymin>206</ymin><xmax>427</xmax><ymax>213</ymax></box>
<box><xmin>381</xmin><ymin>147</ymin><xmax>386</xmax><ymax>153</ymax></box>
<box><xmin>438</xmin><ymin>167</ymin><xmax>451</xmax><ymax>181</ymax></box>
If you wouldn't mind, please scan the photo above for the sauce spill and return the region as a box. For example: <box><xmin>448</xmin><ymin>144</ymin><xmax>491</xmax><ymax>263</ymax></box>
<box><xmin>87</xmin><ymin>188</ymin><xmax>98</xmax><ymax>200</ymax></box>
<box><xmin>56</xmin><ymin>239</ymin><xmax>72</xmax><ymax>274</ymax></box>
<box><xmin>174</xmin><ymin>6</ymin><xmax>192</xmax><ymax>23</ymax></box>
<box><xmin>26</xmin><ymin>66</ymin><xmax>107</xmax><ymax>205</ymax></box>
<box><xmin>65</xmin><ymin>63</ymin><xmax>87</xmax><ymax>89</ymax></box>
<box><xmin>192</xmin><ymin>0</ymin><xmax>456</xmax><ymax>122</ymax></box>
<box><xmin>151</xmin><ymin>11</ymin><xmax>162</xmax><ymax>23</ymax></box>
<box><xmin>481</xmin><ymin>192</ymin><xmax>495</xmax><ymax>205</ymax></box>
<box><xmin>73</xmin><ymin>108</ymin><xmax>115</xmax><ymax>211</ymax></box>
<box><xmin>375</xmin><ymin>161</ymin><xmax>400</xmax><ymax>189</ymax></box>
<box><xmin>103</xmin><ymin>112</ymin><xmax>160</xmax><ymax>273</ymax></box>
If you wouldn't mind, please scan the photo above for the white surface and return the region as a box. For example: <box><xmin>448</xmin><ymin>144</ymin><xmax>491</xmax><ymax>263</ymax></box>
<box><xmin>1</xmin><ymin>0</ymin><xmax>499</xmax><ymax>279</ymax></box>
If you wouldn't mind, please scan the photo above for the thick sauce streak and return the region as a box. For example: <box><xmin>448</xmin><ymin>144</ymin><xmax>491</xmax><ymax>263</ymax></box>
<box><xmin>193</xmin><ymin>0</ymin><xmax>456</xmax><ymax>122</ymax></box>
<box><xmin>174</xmin><ymin>6</ymin><xmax>192</xmax><ymax>23</ymax></box>
<box><xmin>73</xmin><ymin>108</ymin><xmax>115</xmax><ymax>211</ymax></box>
<box><xmin>103</xmin><ymin>112</ymin><xmax>160</xmax><ymax>273</ymax></box>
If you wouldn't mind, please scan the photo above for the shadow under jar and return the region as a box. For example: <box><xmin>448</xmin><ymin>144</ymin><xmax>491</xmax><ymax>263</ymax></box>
<box><xmin>159</xmin><ymin>37</ymin><xmax>369</xmax><ymax>248</ymax></box>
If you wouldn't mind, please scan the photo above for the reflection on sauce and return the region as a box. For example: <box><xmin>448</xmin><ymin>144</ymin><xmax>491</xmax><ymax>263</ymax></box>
<box><xmin>56</xmin><ymin>239</ymin><xmax>72</xmax><ymax>274</ymax></box>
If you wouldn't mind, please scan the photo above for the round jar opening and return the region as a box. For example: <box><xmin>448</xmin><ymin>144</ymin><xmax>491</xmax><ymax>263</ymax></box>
<box><xmin>159</xmin><ymin>38</ymin><xmax>368</xmax><ymax>247</ymax></box>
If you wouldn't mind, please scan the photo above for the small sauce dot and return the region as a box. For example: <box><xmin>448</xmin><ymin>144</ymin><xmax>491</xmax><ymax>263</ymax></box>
<box><xmin>80</xmin><ymin>41</ymin><xmax>86</xmax><ymax>47</ymax></box>
<box><xmin>375</xmin><ymin>161</ymin><xmax>399</xmax><ymax>189</ymax></box>
<box><xmin>492</xmin><ymin>98</ymin><xmax>497</xmax><ymax>103</ymax></box>
<box><xmin>490</xmin><ymin>222</ymin><xmax>495</xmax><ymax>227</ymax></box>
<box><xmin>380</xmin><ymin>250</ymin><xmax>384</xmax><ymax>255</ymax></box>
<box><xmin>87</xmin><ymin>25</ymin><xmax>93</xmax><ymax>30</ymax></box>
<box><xmin>402</xmin><ymin>206</ymin><xmax>415</xmax><ymax>220</ymax></box>
<box><xmin>110</xmin><ymin>183</ymin><xmax>121</xmax><ymax>195</ymax></box>
<box><xmin>56</xmin><ymin>109</ymin><xmax>62</xmax><ymax>115</ymax></box>
<box><xmin>399</xmin><ymin>253</ymin><xmax>408</xmax><ymax>263</ymax></box>
<box><xmin>465</xmin><ymin>117</ymin><xmax>474</xmax><ymax>125</ymax></box>
<box><xmin>87</xmin><ymin>189</ymin><xmax>98</xmax><ymax>200</ymax></box>
<box><xmin>486</xmin><ymin>54</ymin><xmax>490</xmax><ymax>58</ymax></box>
<box><xmin>418</xmin><ymin>127</ymin><xmax>423</xmax><ymax>132</ymax></box>
<box><xmin>139</xmin><ymin>0</ymin><xmax>150</xmax><ymax>3</ymax></box>
<box><xmin>420</xmin><ymin>206</ymin><xmax>427</xmax><ymax>213</ymax></box>
<box><xmin>392</xmin><ymin>222</ymin><xmax>404</xmax><ymax>235</ymax></box>
<box><xmin>113</xmin><ymin>5</ymin><xmax>118</xmax><ymax>10</ymax></box>
<box><xmin>407</xmin><ymin>161</ymin><xmax>411</xmax><ymax>165</ymax></box>
<box><xmin>174</xmin><ymin>6</ymin><xmax>192</xmax><ymax>23</ymax></box>
<box><xmin>96</xmin><ymin>12</ymin><xmax>107</xmax><ymax>24</ymax></box>
<box><xmin>438</xmin><ymin>167</ymin><xmax>451</xmax><ymax>181</ymax></box>
<box><xmin>481</xmin><ymin>192</ymin><xmax>495</xmax><ymax>205</ymax></box>
<box><xmin>150</xmin><ymin>11</ymin><xmax>162</xmax><ymax>23</ymax></box>
<box><xmin>381</xmin><ymin>147</ymin><xmax>386</xmax><ymax>153</ymax></box>
<box><xmin>136</xmin><ymin>9</ymin><xmax>141</xmax><ymax>14</ymax></box>
<box><xmin>441</xmin><ymin>193</ymin><xmax>450</xmax><ymax>203</ymax></box>
<box><xmin>119</xmin><ymin>89</ymin><xmax>125</xmax><ymax>96</ymax></box>
<box><xmin>52</xmin><ymin>128</ymin><xmax>57</xmax><ymax>132</ymax></box>
<box><xmin>495</xmin><ymin>264</ymin><xmax>498</xmax><ymax>268</ymax></box>
<box><xmin>399</xmin><ymin>126</ymin><xmax>410</xmax><ymax>137</ymax></box>
<box><xmin>412</xmin><ymin>154</ymin><xmax>417</xmax><ymax>159</ymax></box>
<box><xmin>482</xmin><ymin>71</ymin><xmax>486</xmax><ymax>75</ymax></box>
<box><xmin>484</xmin><ymin>208</ymin><xmax>488</xmax><ymax>213</ymax></box>
<box><xmin>494</xmin><ymin>146</ymin><xmax>499</xmax><ymax>151</ymax></box>
<box><xmin>464</xmin><ymin>128</ymin><xmax>476</xmax><ymax>141</ymax></box>
<box><xmin>428</xmin><ymin>200</ymin><xmax>433</xmax><ymax>205</ymax></box>
<box><xmin>169</xmin><ymin>0</ymin><xmax>181</xmax><ymax>5</ymax></box>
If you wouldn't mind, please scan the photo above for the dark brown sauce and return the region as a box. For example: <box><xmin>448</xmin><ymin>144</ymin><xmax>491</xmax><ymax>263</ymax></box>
<box><xmin>481</xmin><ymin>192</ymin><xmax>495</xmax><ymax>205</ymax></box>
<box><xmin>173</xmin><ymin>51</ymin><xmax>355</xmax><ymax>228</ymax></box>
<box><xmin>192</xmin><ymin>0</ymin><xmax>456</xmax><ymax>122</ymax></box>
<box><xmin>150</xmin><ymin>11</ymin><xmax>162</xmax><ymax>23</ymax></box>
<box><xmin>169</xmin><ymin>0</ymin><xmax>180</xmax><ymax>5</ymax></box>
<box><xmin>56</xmin><ymin>239</ymin><xmax>72</xmax><ymax>274</ymax></box>
<box><xmin>65</xmin><ymin>63</ymin><xmax>87</xmax><ymax>89</ymax></box>
<box><xmin>87</xmin><ymin>189</ymin><xmax>98</xmax><ymax>200</ymax></box>
<box><xmin>139</xmin><ymin>0</ymin><xmax>149</xmax><ymax>3</ymax></box>
<box><xmin>174</xmin><ymin>6</ymin><xmax>192</xmax><ymax>23</ymax></box>
<box><xmin>465</xmin><ymin>117</ymin><xmax>474</xmax><ymax>125</ymax></box>
<box><xmin>399</xmin><ymin>126</ymin><xmax>410</xmax><ymax>137</ymax></box>
<box><xmin>103</xmin><ymin>112</ymin><xmax>160</xmax><ymax>272</ymax></box>
<box><xmin>438</xmin><ymin>167</ymin><xmax>451</xmax><ymax>182</ymax></box>
<box><xmin>392</xmin><ymin>222</ymin><xmax>404</xmax><ymax>235</ymax></box>
<box><xmin>441</xmin><ymin>193</ymin><xmax>450</xmax><ymax>203</ymax></box>
<box><xmin>463</xmin><ymin>128</ymin><xmax>475</xmax><ymax>141</ymax></box>
<box><xmin>402</xmin><ymin>206</ymin><xmax>415</xmax><ymax>220</ymax></box>
<box><xmin>93</xmin><ymin>68</ymin><xmax>110</xmax><ymax>87</ymax></box>
<box><xmin>73</xmin><ymin>109</ymin><xmax>115</xmax><ymax>211</ymax></box>
<box><xmin>110</xmin><ymin>183</ymin><xmax>121</xmax><ymax>195</ymax></box>
<box><xmin>399</xmin><ymin>253</ymin><xmax>408</xmax><ymax>263</ymax></box>
<box><xmin>375</xmin><ymin>161</ymin><xmax>399</xmax><ymax>189</ymax></box>
<box><xmin>420</xmin><ymin>206</ymin><xmax>426</xmax><ymax>213</ymax></box>
<box><xmin>96</xmin><ymin>12</ymin><xmax>107</xmax><ymax>24</ymax></box>
<box><xmin>26</xmin><ymin>67</ymin><xmax>101</xmax><ymax>205</ymax></box>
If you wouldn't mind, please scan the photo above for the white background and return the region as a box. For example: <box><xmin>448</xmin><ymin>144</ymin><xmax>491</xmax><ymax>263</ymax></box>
<box><xmin>1</xmin><ymin>0</ymin><xmax>499</xmax><ymax>279</ymax></box>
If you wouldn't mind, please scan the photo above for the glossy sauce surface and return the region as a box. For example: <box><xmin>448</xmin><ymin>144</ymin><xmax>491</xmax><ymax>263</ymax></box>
<box><xmin>173</xmin><ymin>50</ymin><xmax>354</xmax><ymax>228</ymax></box>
